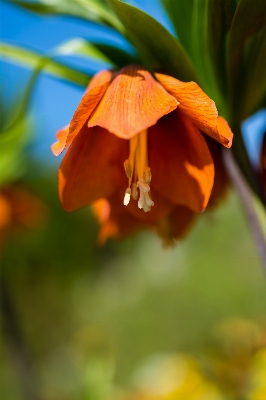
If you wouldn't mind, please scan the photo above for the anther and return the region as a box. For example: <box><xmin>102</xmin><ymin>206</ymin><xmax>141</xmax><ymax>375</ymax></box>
<box><xmin>124</xmin><ymin>159</ymin><xmax>132</xmax><ymax>179</ymax></box>
<box><xmin>145</xmin><ymin>192</ymin><xmax>154</xmax><ymax>208</ymax></box>
<box><xmin>123</xmin><ymin>130</ymin><xmax>154</xmax><ymax>212</ymax></box>
<box><xmin>137</xmin><ymin>186</ymin><xmax>154</xmax><ymax>212</ymax></box>
<box><xmin>138</xmin><ymin>189</ymin><xmax>144</xmax><ymax>209</ymax></box>
<box><xmin>123</xmin><ymin>188</ymin><xmax>131</xmax><ymax>206</ymax></box>
<box><xmin>144</xmin><ymin>167</ymin><xmax>152</xmax><ymax>183</ymax></box>
<box><xmin>137</xmin><ymin>179</ymin><xmax>150</xmax><ymax>193</ymax></box>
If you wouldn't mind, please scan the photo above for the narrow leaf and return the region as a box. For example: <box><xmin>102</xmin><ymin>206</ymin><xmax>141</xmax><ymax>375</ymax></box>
<box><xmin>0</xmin><ymin>42</ymin><xmax>90</xmax><ymax>87</ymax></box>
<box><xmin>162</xmin><ymin>0</ymin><xmax>235</xmax><ymax>116</ymax></box>
<box><xmin>90</xmin><ymin>43</ymin><xmax>139</xmax><ymax>68</ymax></box>
<box><xmin>0</xmin><ymin>117</ymin><xmax>31</xmax><ymax>185</ymax></box>
<box><xmin>207</xmin><ymin>0</ymin><xmax>237</xmax><ymax>98</ymax></box>
<box><xmin>108</xmin><ymin>0</ymin><xmax>197</xmax><ymax>82</ymax></box>
<box><xmin>239</xmin><ymin>26</ymin><xmax>266</xmax><ymax>119</ymax></box>
<box><xmin>7</xmin><ymin>0</ymin><xmax>123</xmax><ymax>31</ymax></box>
<box><xmin>161</xmin><ymin>0</ymin><xmax>194</xmax><ymax>56</ymax></box>
<box><xmin>228</xmin><ymin>0</ymin><xmax>266</xmax><ymax>119</ymax></box>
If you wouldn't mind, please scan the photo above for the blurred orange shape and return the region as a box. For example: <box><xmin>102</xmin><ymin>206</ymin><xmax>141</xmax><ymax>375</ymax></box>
<box><xmin>0</xmin><ymin>185</ymin><xmax>47</xmax><ymax>248</ymax></box>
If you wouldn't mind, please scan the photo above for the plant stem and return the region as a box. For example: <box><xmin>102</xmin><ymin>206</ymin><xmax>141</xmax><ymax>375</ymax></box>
<box><xmin>223</xmin><ymin>149</ymin><xmax>266</xmax><ymax>271</ymax></box>
<box><xmin>0</xmin><ymin>272</ymin><xmax>41</xmax><ymax>400</ymax></box>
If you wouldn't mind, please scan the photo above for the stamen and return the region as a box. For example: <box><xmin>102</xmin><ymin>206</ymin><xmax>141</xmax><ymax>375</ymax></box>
<box><xmin>136</xmin><ymin>130</ymin><xmax>148</xmax><ymax>180</ymax></box>
<box><xmin>138</xmin><ymin>189</ymin><xmax>144</xmax><ymax>209</ymax></box>
<box><xmin>123</xmin><ymin>130</ymin><xmax>154</xmax><ymax>212</ymax></box>
<box><xmin>143</xmin><ymin>198</ymin><xmax>151</xmax><ymax>212</ymax></box>
<box><xmin>137</xmin><ymin>179</ymin><xmax>150</xmax><ymax>193</ymax></box>
<box><xmin>123</xmin><ymin>188</ymin><xmax>131</xmax><ymax>206</ymax></box>
<box><xmin>144</xmin><ymin>167</ymin><xmax>151</xmax><ymax>184</ymax></box>
<box><xmin>144</xmin><ymin>192</ymin><xmax>154</xmax><ymax>208</ymax></box>
<box><xmin>124</xmin><ymin>159</ymin><xmax>132</xmax><ymax>179</ymax></box>
<box><xmin>138</xmin><ymin>190</ymin><xmax>154</xmax><ymax>212</ymax></box>
<box><xmin>132</xmin><ymin>183</ymin><xmax>138</xmax><ymax>200</ymax></box>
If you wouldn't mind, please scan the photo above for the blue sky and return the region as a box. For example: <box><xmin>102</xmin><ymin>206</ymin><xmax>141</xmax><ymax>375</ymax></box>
<box><xmin>0</xmin><ymin>0</ymin><xmax>172</xmax><ymax>166</ymax></box>
<box><xmin>1</xmin><ymin>0</ymin><xmax>265</xmax><ymax>168</ymax></box>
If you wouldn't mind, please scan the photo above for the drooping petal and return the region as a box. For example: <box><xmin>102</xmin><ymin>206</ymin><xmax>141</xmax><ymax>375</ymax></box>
<box><xmin>156</xmin><ymin>205</ymin><xmax>197</xmax><ymax>247</ymax></box>
<box><xmin>65</xmin><ymin>70</ymin><xmax>114</xmax><ymax>150</ymax></box>
<box><xmin>86</xmin><ymin>69</ymin><xmax>115</xmax><ymax>91</ymax></box>
<box><xmin>171</xmin><ymin>206</ymin><xmax>197</xmax><ymax>240</ymax></box>
<box><xmin>59</xmin><ymin>126</ymin><xmax>128</xmax><ymax>211</ymax></box>
<box><xmin>205</xmin><ymin>136</ymin><xmax>229</xmax><ymax>209</ymax></box>
<box><xmin>51</xmin><ymin>124</ymin><xmax>69</xmax><ymax>156</ymax></box>
<box><xmin>92</xmin><ymin>196</ymin><xmax>146</xmax><ymax>244</ymax></box>
<box><xmin>149</xmin><ymin>109</ymin><xmax>214</xmax><ymax>213</ymax></box>
<box><xmin>87</xmin><ymin>65</ymin><xmax>178</xmax><ymax>139</ymax></box>
<box><xmin>155</xmin><ymin>73</ymin><xmax>233</xmax><ymax>148</ymax></box>
<box><xmin>217</xmin><ymin>116</ymin><xmax>234</xmax><ymax>148</ymax></box>
<box><xmin>92</xmin><ymin>198</ymin><xmax>111</xmax><ymax>224</ymax></box>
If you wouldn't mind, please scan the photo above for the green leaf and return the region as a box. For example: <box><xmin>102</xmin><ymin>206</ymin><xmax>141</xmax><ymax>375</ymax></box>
<box><xmin>108</xmin><ymin>0</ymin><xmax>197</xmax><ymax>82</ymax></box>
<box><xmin>0</xmin><ymin>116</ymin><xmax>31</xmax><ymax>186</ymax></box>
<box><xmin>0</xmin><ymin>42</ymin><xmax>91</xmax><ymax>87</ymax></box>
<box><xmin>161</xmin><ymin>0</ymin><xmax>194</xmax><ymax>56</ymax></box>
<box><xmin>207</xmin><ymin>0</ymin><xmax>237</xmax><ymax>98</ymax></box>
<box><xmin>239</xmin><ymin>26</ymin><xmax>266</xmax><ymax>119</ymax></box>
<box><xmin>90</xmin><ymin>43</ymin><xmax>139</xmax><ymax>68</ymax></box>
<box><xmin>1</xmin><ymin>36</ymin><xmax>115</xmax><ymax>184</ymax></box>
<box><xmin>162</xmin><ymin>0</ymin><xmax>236</xmax><ymax>117</ymax></box>
<box><xmin>7</xmin><ymin>0</ymin><xmax>123</xmax><ymax>31</ymax></box>
<box><xmin>190</xmin><ymin>0</ymin><xmax>227</xmax><ymax>114</ymax></box>
<box><xmin>55</xmin><ymin>38</ymin><xmax>140</xmax><ymax>69</ymax></box>
<box><xmin>1</xmin><ymin>37</ymin><xmax>140</xmax><ymax>129</ymax></box>
<box><xmin>228</xmin><ymin>0</ymin><xmax>266</xmax><ymax>120</ymax></box>
<box><xmin>54</xmin><ymin>37</ymin><xmax>114</xmax><ymax>63</ymax></box>
<box><xmin>1</xmin><ymin>38</ymin><xmax>109</xmax><ymax>131</ymax></box>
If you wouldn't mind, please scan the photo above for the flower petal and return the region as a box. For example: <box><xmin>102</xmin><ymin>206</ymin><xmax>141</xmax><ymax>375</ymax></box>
<box><xmin>86</xmin><ymin>69</ymin><xmax>114</xmax><ymax>91</ymax></box>
<box><xmin>156</xmin><ymin>205</ymin><xmax>197</xmax><ymax>247</ymax></box>
<box><xmin>217</xmin><ymin>116</ymin><xmax>234</xmax><ymax>148</ymax></box>
<box><xmin>87</xmin><ymin>65</ymin><xmax>178</xmax><ymax>139</ymax></box>
<box><xmin>205</xmin><ymin>136</ymin><xmax>229</xmax><ymax>209</ymax></box>
<box><xmin>59</xmin><ymin>126</ymin><xmax>128</xmax><ymax>211</ymax></box>
<box><xmin>149</xmin><ymin>109</ymin><xmax>214</xmax><ymax>212</ymax></box>
<box><xmin>155</xmin><ymin>73</ymin><xmax>233</xmax><ymax>148</ymax></box>
<box><xmin>171</xmin><ymin>206</ymin><xmax>197</xmax><ymax>240</ymax></box>
<box><xmin>65</xmin><ymin>70</ymin><xmax>114</xmax><ymax>151</ymax></box>
<box><xmin>92</xmin><ymin>197</ymin><xmax>145</xmax><ymax>244</ymax></box>
<box><xmin>51</xmin><ymin>124</ymin><xmax>69</xmax><ymax>156</ymax></box>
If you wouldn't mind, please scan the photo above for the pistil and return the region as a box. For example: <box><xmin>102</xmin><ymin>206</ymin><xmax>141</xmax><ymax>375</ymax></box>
<box><xmin>123</xmin><ymin>130</ymin><xmax>154</xmax><ymax>212</ymax></box>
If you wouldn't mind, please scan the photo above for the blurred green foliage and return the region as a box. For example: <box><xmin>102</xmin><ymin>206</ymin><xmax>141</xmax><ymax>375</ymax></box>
<box><xmin>1</xmin><ymin>165</ymin><xmax>265</xmax><ymax>399</ymax></box>
<box><xmin>1</xmin><ymin>1</ymin><xmax>266</xmax><ymax>399</ymax></box>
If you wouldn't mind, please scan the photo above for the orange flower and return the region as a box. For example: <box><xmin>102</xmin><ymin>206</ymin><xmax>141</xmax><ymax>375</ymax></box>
<box><xmin>52</xmin><ymin>65</ymin><xmax>233</xmax><ymax>243</ymax></box>
<box><xmin>92</xmin><ymin>141</ymin><xmax>229</xmax><ymax>246</ymax></box>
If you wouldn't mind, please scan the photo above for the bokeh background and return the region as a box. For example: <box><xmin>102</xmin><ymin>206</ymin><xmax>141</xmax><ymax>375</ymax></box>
<box><xmin>1</xmin><ymin>1</ymin><xmax>266</xmax><ymax>399</ymax></box>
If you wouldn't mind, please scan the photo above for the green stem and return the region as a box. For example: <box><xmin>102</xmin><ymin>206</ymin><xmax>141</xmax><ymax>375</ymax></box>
<box><xmin>231</xmin><ymin>125</ymin><xmax>266</xmax><ymax>206</ymax></box>
<box><xmin>0</xmin><ymin>271</ymin><xmax>41</xmax><ymax>400</ymax></box>
<box><xmin>223</xmin><ymin>149</ymin><xmax>266</xmax><ymax>271</ymax></box>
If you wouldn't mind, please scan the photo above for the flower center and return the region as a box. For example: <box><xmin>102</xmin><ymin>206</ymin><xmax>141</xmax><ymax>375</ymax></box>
<box><xmin>123</xmin><ymin>130</ymin><xmax>154</xmax><ymax>212</ymax></box>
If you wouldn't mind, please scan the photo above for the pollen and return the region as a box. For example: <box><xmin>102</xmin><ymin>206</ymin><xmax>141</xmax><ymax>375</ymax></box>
<box><xmin>123</xmin><ymin>130</ymin><xmax>154</xmax><ymax>212</ymax></box>
<box><xmin>123</xmin><ymin>188</ymin><xmax>131</xmax><ymax>206</ymax></box>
